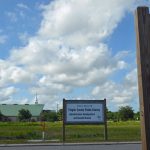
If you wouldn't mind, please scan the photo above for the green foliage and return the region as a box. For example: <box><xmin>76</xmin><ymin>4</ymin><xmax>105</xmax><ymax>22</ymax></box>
<box><xmin>107</xmin><ymin>107</ymin><xmax>140</xmax><ymax>122</ymax></box>
<box><xmin>0</xmin><ymin>121</ymin><xmax>140</xmax><ymax>144</ymax></box>
<box><xmin>134</xmin><ymin>111</ymin><xmax>140</xmax><ymax>120</ymax></box>
<box><xmin>40</xmin><ymin>111</ymin><xmax>58</xmax><ymax>122</ymax></box>
<box><xmin>0</xmin><ymin>111</ymin><xmax>9</xmax><ymax>122</ymax></box>
<box><xmin>0</xmin><ymin>111</ymin><xmax>3</xmax><ymax>121</ymax></box>
<box><xmin>18</xmin><ymin>109</ymin><xmax>32</xmax><ymax>122</ymax></box>
<box><xmin>40</xmin><ymin>112</ymin><xmax>47</xmax><ymax>121</ymax></box>
<box><xmin>107</xmin><ymin>111</ymin><xmax>119</xmax><ymax>122</ymax></box>
<box><xmin>57</xmin><ymin>109</ymin><xmax>63</xmax><ymax>121</ymax></box>
<box><xmin>118</xmin><ymin>106</ymin><xmax>134</xmax><ymax>121</ymax></box>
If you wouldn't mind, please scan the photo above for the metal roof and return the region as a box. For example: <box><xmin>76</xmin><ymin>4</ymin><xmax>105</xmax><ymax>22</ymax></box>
<box><xmin>0</xmin><ymin>104</ymin><xmax>44</xmax><ymax>117</ymax></box>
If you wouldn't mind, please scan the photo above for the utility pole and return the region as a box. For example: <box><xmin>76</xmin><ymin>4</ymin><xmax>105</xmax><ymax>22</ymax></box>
<box><xmin>135</xmin><ymin>7</ymin><xmax>150</xmax><ymax>150</ymax></box>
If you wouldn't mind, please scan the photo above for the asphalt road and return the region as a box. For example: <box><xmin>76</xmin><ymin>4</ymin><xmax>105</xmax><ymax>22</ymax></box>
<box><xmin>0</xmin><ymin>143</ymin><xmax>141</xmax><ymax>150</ymax></box>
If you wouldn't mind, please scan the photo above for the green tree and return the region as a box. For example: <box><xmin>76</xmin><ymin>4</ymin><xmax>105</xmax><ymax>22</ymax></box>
<box><xmin>134</xmin><ymin>111</ymin><xmax>140</xmax><ymax>120</ymax></box>
<box><xmin>118</xmin><ymin>106</ymin><xmax>134</xmax><ymax>121</ymax></box>
<box><xmin>48</xmin><ymin>111</ymin><xmax>58</xmax><ymax>122</ymax></box>
<box><xmin>107</xmin><ymin>111</ymin><xmax>119</xmax><ymax>122</ymax></box>
<box><xmin>18</xmin><ymin>109</ymin><xmax>32</xmax><ymax>121</ymax></box>
<box><xmin>0</xmin><ymin>111</ymin><xmax>3</xmax><ymax>121</ymax></box>
<box><xmin>40</xmin><ymin>111</ymin><xmax>48</xmax><ymax>121</ymax></box>
<box><xmin>106</xmin><ymin>108</ymin><xmax>119</xmax><ymax>122</ymax></box>
<box><xmin>107</xmin><ymin>110</ymin><xmax>114</xmax><ymax>120</ymax></box>
<box><xmin>57</xmin><ymin>109</ymin><xmax>63</xmax><ymax>121</ymax></box>
<box><xmin>40</xmin><ymin>111</ymin><xmax>58</xmax><ymax>122</ymax></box>
<box><xmin>113</xmin><ymin>112</ymin><xmax>119</xmax><ymax>122</ymax></box>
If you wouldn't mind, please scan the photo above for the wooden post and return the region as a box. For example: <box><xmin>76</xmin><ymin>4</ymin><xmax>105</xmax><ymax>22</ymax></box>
<box><xmin>135</xmin><ymin>7</ymin><xmax>150</xmax><ymax>150</ymax></box>
<box><xmin>62</xmin><ymin>98</ymin><xmax>66</xmax><ymax>143</ymax></box>
<box><xmin>40</xmin><ymin>121</ymin><xmax>46</xmax><ymax>141</ymax></box>
<box><xmin>104</xmin><ymin>98</ymin><xmax>108</xmax><ymax>140</ymax></box>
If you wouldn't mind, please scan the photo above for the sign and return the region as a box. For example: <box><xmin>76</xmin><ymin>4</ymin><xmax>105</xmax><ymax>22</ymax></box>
<box><xmin>64</xmin><ymin>100</ymin><xmax>105</xmax><ymax>124</ymax></box>
<box><xmin>62</xmin><ymin>99</ymin><xmax>107</xmax><ymax>142</ymax></box>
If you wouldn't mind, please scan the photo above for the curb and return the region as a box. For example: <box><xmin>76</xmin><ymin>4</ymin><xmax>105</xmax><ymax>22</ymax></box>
<box><xmin>0</xmin><ymin>141</ymin><xmax>141</xmax><ymax>147</ymax></box>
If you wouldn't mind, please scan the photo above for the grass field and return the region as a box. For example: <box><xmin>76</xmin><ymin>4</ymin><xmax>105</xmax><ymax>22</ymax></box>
<box><xmin>0</xmin><ymin>121</ymin><xmax>141</xmax><ymax>144</ymax></box>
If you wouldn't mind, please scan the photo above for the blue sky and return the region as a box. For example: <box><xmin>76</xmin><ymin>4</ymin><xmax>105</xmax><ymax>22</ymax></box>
<box><xmin>0</xmin><ymin>0</ymin><xmax>149</xmax><ymax>111</ymax></box>
<box><xmin>0</xmin><ymin>0</ymin><xmax>47</xmax><ymax>58</ymax></box>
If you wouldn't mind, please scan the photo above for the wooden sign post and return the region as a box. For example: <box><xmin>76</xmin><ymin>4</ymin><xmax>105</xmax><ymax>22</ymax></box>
<box><xmin>135</xmin><ymin>7</ymin><xmax>150</xmax><ymax>150</ymax></box>
<box><xmin>62</xmin><ymin>99</ymin><xmax>107</xmax><ymax>142</ymax></box>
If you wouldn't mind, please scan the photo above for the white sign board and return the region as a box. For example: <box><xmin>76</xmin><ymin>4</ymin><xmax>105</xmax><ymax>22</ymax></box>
<box><xmin>65</xmin><ymin>100</ymin><xmax>105</xmax><ymax>124</ymax></box>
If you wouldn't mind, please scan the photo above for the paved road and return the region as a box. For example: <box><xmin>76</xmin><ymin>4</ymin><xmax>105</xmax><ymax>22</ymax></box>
<box><xmin>0</xmin><ymin>143</ymin><xmax>141</xmax><ymax>150</ymax></box>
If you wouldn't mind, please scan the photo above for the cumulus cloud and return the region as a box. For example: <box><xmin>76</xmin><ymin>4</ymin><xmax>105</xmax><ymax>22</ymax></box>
<box><xmin>0</xmin><ymin>0</ymin><xmax>140</xmax><ymax>110</ymax></box>
<box><xmin>0</xmin><ymin>59</ymin><xmax>35</xmax><ymax>87</ymax></box>
<box><xmin>92</xmin><ymin>69</ymin><xmax>138</xmax><ymax>108</ymax></box>
<box><xmin>18</xmin><ymin>32</ymin><xmax>30</xmax><ymax>44</ymax></box>
<box><xmin>0</xmin><ymin>86</ymin><xmax>17</xmax><ymax>102</ymax></box>
<box><xmin>39</xmin><ymin>0</ymin><xmax>136</xmax><ymax>48</ymax></box>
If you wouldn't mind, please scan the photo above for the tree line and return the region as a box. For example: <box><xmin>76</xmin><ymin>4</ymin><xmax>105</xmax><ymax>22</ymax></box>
<box><xmin>107</xmin><ymin>106</ymin><xmax>140</xmax><ymax>121</ymax></box>
<box><xmin>0</xmin><ymin>105</ymin><xmax>139</xmax><ymax>122</ymax></box>
<box><xmin>41</xmin><ymin>106</ymin><xmax>140</xmax><ymax>122</ymax></box>
<box><xmin>0</xmin><ymin>109</ymin><xmax>63</xmax><ymax>122</ymax></box>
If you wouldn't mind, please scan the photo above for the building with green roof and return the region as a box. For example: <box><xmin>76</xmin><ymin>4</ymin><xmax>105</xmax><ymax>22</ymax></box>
<box><xmin>0</xmin><ymin>103</ymin><xmax>44</xmax><ymax>121</ymax></box>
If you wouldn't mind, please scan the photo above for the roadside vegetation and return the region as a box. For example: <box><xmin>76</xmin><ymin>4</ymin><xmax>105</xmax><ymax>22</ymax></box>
<box><xmin>0</xmin><ymin>121</ymin><xmax>140</xmax><ymax>144</ymax></box>
<box><xmin>0</xmin><ymin>105</ymin><xmax>141</xmax><ymax>144</ymax></box>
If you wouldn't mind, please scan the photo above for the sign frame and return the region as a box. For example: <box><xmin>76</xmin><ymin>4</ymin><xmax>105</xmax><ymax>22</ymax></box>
<box><xmin>62</xmin><ymin>99</ymin><xmax>107</xmax><ymax>142</ymax></box>
<box><xmin>64</xmin><ymin>100</ymin><xmax>106</xmax><ymax>125</ymax></box>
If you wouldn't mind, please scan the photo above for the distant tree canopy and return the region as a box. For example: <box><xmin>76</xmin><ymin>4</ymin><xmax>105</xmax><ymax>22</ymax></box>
<box><xmin>40</xmin><ymin>109</ymin><xmax>63</xmax><ymax>122</ymax></box>
<box><xmin>0</xmin><ymin>111</ymin><xmax>3</xmax><ymax>121</ymax></box>
<box><xmin>18</xmin><ymin>109</ymin><xmax>32</xmax><ymax>121</ymax></box>
<box><xmin>118</xmin><ymin>106</ymin><xmax>134</xmax><ymax>121</ymax></box>
<box><xmin>106</xmin><ymin>106</ymin><xmax>139</xmax><ymax>122</ymax></box>
<box><xmin>57</xmin><ymin>109</ymin><xmax>63</xmax><ymax>121</ymax></box>
<box><xmin>134</xmin><ymin>111</ymin><xmax>140</xmax><ymax>120</ymax></box>
<box><xmin>40</xmin><ymin>111</ymin><xmax>58</xmax><ymax>122</ymax></box>
<box><xmin>107</xmin><ymin>111</ymin><xmax>119</xmax><ymax>122</ymax></box>
<box><xmin>40</xmin><ymin>106</ymin><xmax>138</xmax><ymax>122</ymax></box>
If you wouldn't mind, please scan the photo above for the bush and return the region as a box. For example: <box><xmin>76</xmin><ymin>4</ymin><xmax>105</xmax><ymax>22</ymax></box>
<box><xmin>118</xmin><ymin>106</ymin><xmax>134</xmax><ymax>121</ymax></box>
<box><xmin>18</xmin><ymin>109</ymin><xmax>32</xmax><ymax>122</ymax></box>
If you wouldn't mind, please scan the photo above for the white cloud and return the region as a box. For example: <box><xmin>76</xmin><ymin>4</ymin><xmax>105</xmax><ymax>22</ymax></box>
<box><xmin>125</xmin><ymin>68</ymin><xmax>137</xmax><ymax>85</ymax></box>
<box><xmin>38</xmin><ymin>0</ymin><xmax>136</xmax><ymax>48</ymax></box>
<box><xmin>92</xmin><ymin>69</ymin><xmax>138</xmax><ymax>108</ymax></box>
<box><xmin>17</xmin><ymin>3</ymin><xmax>29</xmax><ymax>10</ymax></box>
<box><xmin>0</xmin><ymin>86</ymin><xmax>17</xmax><ymax>102</ymax></box>
<box><xmin>0</xmin><ymin>59</ymin><xmax>35</xmax><ymax>87</ymax></box>
<box><xmin>0</xmin><ymin>0</ymin><xmax>140</xmax><ymax>110</ymax></box>
<box><xmin>18</xmin><ymin>32</ymin><xmax>30</xmax><ymax>44</ymax></box>
<box><xmin>10</xmin><ymin>41</ymin><xmax>126</xmax><ymax>88</ymax></box>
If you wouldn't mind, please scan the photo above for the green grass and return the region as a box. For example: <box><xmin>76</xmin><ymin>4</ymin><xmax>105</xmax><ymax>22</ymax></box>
<box><xmin>107</xmin><ymin>121</ymin><xmax>140</xmax><ymax>141</ymax></box>
<box><xmin>0</xmin><ymin>121</ymin><xmax>141</xmax><ymax>144</ymax></box>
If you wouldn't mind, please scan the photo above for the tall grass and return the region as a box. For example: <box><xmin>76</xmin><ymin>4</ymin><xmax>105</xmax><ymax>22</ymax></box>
<box><xmin>0</xmin><ymin>121</ymin><xmax>140</xmax><ymax>143</ymax></box>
